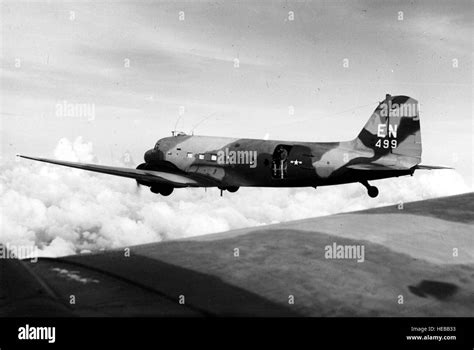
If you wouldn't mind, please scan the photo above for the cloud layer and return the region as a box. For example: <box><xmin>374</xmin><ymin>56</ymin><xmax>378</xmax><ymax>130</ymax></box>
<box><xmin>0</xmin><ymin>137</ymin><xmax>470</xmax><ymax>258</ymax></box>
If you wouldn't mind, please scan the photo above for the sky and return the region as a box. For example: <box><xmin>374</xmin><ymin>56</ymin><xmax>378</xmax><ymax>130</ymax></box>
<box><xmin>0</xmin><ymin>0</ymin><xmax>472</xmax><ymax>256</ymax></box>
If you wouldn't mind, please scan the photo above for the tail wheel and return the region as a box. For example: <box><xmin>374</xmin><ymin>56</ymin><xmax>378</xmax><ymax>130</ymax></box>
<box><xmin>360</xmin><ymin>180</ymin><xmax>379</xmax><ymax>198</ymax></box>
<box><xmin>368</xmin><ymin>186</ymin><xmax>379</xmax><ymax>198</ymax></box>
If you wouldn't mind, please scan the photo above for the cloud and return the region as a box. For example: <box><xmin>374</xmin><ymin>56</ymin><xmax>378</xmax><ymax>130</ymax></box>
<box><xmin>0</xmin><ymin>137</ymin><xmax>470</xmax><ymax>258</ymax></box>
<box><xmin>53</xmin><ymin>137</ymin><xmax>95</xmax><ymax>162</ymax></box>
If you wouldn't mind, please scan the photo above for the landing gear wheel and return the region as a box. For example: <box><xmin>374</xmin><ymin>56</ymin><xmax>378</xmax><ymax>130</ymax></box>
<box><xmin>150</xmin><ymin>186</ymin><xmax>173</xmax><ymax>196</ymax></box>
<box><xmin>150</xmin><ymin>186</ymin><xmax>161</xmax><ymax>194</ymax></box>
<box><xmin>226</xmin><ymin>186</ymin><xmax>239</xmax><ymax>193</ymax></box>
<box><xmin>360</xmin><ymin>180</ymin><xmax>379</xmax><ymax>198</ymax></box>
<box><xmin>159</xmin><ymin>186</ymin><xmax>174</xmax><ymax>196</ymax></box>
<box><xmin>368</xmin><ymin>186</ymin><xmax>379</xmax><ymax>198</ymax></box>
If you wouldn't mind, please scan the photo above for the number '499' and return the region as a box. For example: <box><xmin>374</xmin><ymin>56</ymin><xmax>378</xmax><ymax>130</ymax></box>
<box><xmin>375</xmin><ymin>139</ymin><xmax>397</xmax><ymax>149</ymax></box>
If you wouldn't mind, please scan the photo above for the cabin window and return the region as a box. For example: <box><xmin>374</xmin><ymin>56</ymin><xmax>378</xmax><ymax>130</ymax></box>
<box><xmin>210</xmin><ymin>154</ymin><xmax>217</xmax><ymax>161</ymax></box>
<box><xmin>167</xmin><ymin>151</ymin><xmax>172</xmax><ymax>156</ymax></box>
<box><xmin>187</xmin><ymin>152</ymin><xmax>193</xmax><ymax>158</ymax></box>
<box><xmin>198</xmin><ymin>154</ymin><xmax>205</xmax><ymax>160</ymax></box>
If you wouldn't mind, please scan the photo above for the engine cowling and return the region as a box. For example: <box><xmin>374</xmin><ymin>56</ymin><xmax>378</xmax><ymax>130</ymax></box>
<box><xmin>144</xmin><ymin>149</ymin><xmax>164</xmax><ymax>164</ymax></box>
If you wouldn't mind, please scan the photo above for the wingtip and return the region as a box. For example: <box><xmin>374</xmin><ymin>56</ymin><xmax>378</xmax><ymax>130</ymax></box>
<box><xmin>15</xmin><ymin>155</ymin><xmax>39</xmax><ymax>161</ymax></box>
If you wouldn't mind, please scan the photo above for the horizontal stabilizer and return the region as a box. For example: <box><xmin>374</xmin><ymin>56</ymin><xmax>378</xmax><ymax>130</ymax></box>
<box><xmin>415</xmin><ymin>164</ymin><xmax>453</xmax><ymax>170</ymax></box>
<box><xmin>346</xmin><ymin>163</ymin><xmax>407</xmax><ymax>171</ymax></box>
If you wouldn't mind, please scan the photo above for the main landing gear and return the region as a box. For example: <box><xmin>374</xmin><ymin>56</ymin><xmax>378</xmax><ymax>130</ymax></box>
<box><xmin>360</xmin><ymin>180</ymin><xmax>379</xmax><ymax>198</ymax></box>
<box><xmin>218</xmin><ymin>186</ymin><xmax>240</xmax><ymax>196</ymax></box>
<box><xmin>150</xmin><ymin>185</ymin><xmax>174</xmax><ymax>196</ymax></box>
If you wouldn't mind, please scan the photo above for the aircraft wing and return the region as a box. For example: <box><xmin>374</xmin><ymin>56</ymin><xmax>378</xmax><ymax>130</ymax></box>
<box><xmin>17</xmin><ymin>155</ymin><xmax>199</xmax><ymax>187</ymax></box>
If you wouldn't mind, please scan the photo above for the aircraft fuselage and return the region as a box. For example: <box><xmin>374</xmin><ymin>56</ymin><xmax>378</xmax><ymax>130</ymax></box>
<box><xmin>144</xmin><ymin>134</ymin><xmax>413</xmax><ymax>189</ymax></box>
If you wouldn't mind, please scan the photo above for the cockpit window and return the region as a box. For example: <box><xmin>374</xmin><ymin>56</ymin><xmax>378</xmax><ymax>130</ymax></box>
<box><xmin>172</xmin><ymin>131</ymin><xmax>187</xmax><ymax>137</ymax></box>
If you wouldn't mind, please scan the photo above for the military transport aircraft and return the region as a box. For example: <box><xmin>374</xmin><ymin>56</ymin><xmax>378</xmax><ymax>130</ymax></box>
<box><xmin>19</xmin><ymin>94</ymin><xmax>450</xmax><ymax>198</ymax></box>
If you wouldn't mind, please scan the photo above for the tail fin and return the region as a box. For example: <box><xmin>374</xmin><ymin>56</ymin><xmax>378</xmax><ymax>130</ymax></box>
<box><xmin>355</xmin><ymin>94</ymin><xmax>421</xmax><ymax>167</ymax></box>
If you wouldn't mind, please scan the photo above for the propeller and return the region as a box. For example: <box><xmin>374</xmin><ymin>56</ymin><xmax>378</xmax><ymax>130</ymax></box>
<box><xmin>135</xmin><ymin>180</ymin><xmax>142</xmax><ymax>194</ymax></box>
<box><xmin>135</xmin><ymin>163</ymin><xmax>148</xmax><ymax>194</ymax></box>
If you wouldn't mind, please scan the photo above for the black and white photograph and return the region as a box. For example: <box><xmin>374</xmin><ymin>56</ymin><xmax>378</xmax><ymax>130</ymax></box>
<box><xmin>0</xmin><ymin>0</ymin><xmax>472</xmax><ymax>348</ymax></box>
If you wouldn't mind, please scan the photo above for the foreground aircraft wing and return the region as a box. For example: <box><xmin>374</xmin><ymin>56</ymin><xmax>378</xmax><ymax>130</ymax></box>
<box><xmin>17</xmin><ymin>155</ymin><xmax>199</xmax><ymax>187</ymax></box>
